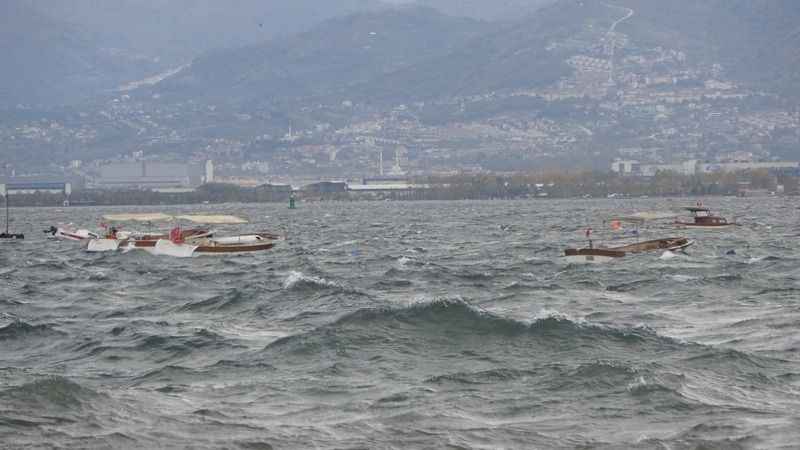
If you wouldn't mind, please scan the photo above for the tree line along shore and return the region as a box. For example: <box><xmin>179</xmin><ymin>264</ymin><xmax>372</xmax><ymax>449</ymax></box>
<box><xmin>5</xmin><ymin>169</ymin><xmax>797</xmax><ymax>207</ymax></box>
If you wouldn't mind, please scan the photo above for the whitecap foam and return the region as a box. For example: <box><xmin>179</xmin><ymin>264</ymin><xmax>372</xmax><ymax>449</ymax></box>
<box><xmin>667</xmin><ymin>274</ymin><xmax>699</xmax><ymax>282</ymax></box>
<box><xmin>626</xmin><ymin>375</ymin><xmax>648</xmax><ymax>391</ymax></box>
<box><xmin>282</xmin><ymin>270</ymin><xmax>342</xmax><ymax>290</ymax></box>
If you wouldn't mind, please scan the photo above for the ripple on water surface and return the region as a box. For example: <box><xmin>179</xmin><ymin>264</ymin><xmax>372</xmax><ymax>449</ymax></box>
<box><xmin>2</xmin><ymin>199</ymin><xmax>800</xmax><ymax>448</ymax></box>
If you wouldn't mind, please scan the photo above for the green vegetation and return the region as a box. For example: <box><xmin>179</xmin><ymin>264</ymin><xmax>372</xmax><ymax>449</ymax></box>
<box><xmin>8</xmin><ymin>170</ymin><xmax>796</xmax><ymax>207</ymax></box>
<box><xmin>414</xmin><ymin>169</ymin><xmax>795</xmax><ymax>200</ymax></box>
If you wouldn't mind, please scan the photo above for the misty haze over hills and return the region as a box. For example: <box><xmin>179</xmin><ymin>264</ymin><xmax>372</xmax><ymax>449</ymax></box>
<box><xmin>1</xmin><ymin>0</ymin><xmax>798</xmax><ymax>176</ymax></box>
<box><xmin>397</xmin><ymin>0</ymin><xmax>556</xmax><ymax>20</ymax></box>
<box><xmin>26</xmin><ymin>0</ymin><xmax>382</xmax><ymax>63</ymax></box>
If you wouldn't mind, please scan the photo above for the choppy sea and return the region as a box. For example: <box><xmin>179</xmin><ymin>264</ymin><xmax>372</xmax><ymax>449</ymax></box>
<box><xmin>1</xmin><ymin>198</ymin><xmax>799</xmax><ymax>449</ymax></box>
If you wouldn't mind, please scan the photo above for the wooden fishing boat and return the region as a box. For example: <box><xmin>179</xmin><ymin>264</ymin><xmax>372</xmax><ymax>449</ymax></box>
<box><xmin>129</xmin><ymin>229</ymin><xmax>213</xmax><ymax>248</ymax></box>
<box><xmin>86</xmin><ymin>213</ymin><xmax>280</xmax><ymax>256</ymax></box>
<box><xmin>154</xmin><ymin>234</ymin><xmax>277</xmax><ymax>257</ymax></box>
<box><xmin>565</xmin><ymin>237</ymin><xmax>694</xmax><ymax>264</ymax></box>
<box><xmin>674</xmin><ymin>207</ymin><xmax>735</xmax><ymax>230</ymax></box>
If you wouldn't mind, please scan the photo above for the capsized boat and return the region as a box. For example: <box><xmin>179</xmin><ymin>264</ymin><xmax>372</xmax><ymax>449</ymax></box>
<box><xmin>565</xmin><ymin>237</ymin><xmax>694</xmax><ymax>264</ymax></box>
<box><xmin>86</xmin><ymin>213</ymin><xmax>212</xmax><ymax>252</ymax></box>
<box><xmin>674</xmin><ymin>207</ymin><xmax>735</xmax><ymax>229</ymax></box>
<box><xmin>45</xmin><ymin>225</ymin><xmax>100</xmax><ymax>241</ymax></box>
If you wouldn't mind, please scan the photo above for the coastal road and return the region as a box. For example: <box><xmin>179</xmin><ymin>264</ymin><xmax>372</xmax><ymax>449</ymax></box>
<box><xmin>602</xmin><ymin>3</ymin><xmax>635</xmax><ymax>84</ymax></box>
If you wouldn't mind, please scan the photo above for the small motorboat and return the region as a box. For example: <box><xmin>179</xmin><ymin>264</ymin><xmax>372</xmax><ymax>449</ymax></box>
<box><xmin>674</xmin><ymin>207</ymin><xmax>735</xmax><ymax>230</ymax></box>
<box><xmin>565</xmin><ymin>237</ymin><xmax>694</xmax><ymax>264</ymax></box>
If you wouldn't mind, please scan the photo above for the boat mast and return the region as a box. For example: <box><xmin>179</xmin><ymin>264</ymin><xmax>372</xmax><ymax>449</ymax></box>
<box><xmin>4</xmin><ymin>192</ymin><xmax>8</xmax><ymax>235</ymax></box>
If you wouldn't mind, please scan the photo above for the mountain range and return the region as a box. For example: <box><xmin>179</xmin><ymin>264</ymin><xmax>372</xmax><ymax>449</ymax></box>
<box><xmin>152</xmin><ymin>6</ymin><xmax>493</xmax><ymax>105</ymax></box>
<box><xmin>409</xmin><ymin>0</ymin><xmax>556</xmax><ymax>20</ymax></box>
<box><xmin>26</xmin><ymin>0</ymin><xmax>382</xmax><ymax>63</ymax></box>
<box><xmin>5</xmin><ymin>0</ymin><xmax>800</xmax><ymax>109</ymax></box>
<box><xmin>0</xmin><ymin>0</ymin><xmax>160</xmax><ymax>106</ymax></box>
<box><xmin>2</xmin><ymin>0</ymin><xmax>799</xmax><ymax>172</ymax></box>
<box><xmin>141</xmin><ymin>0</ymin><xmax>800</xmax><ymax>111</ymax></box>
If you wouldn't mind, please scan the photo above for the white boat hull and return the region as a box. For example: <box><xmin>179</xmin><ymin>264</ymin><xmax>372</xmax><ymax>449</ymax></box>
<box><xmin>564</xmin><ymin>254</ymin><xmax>618</xmax><ymax>264</ymax></box>
<box><xmin>153</xmin><ymin>239</ymin><xmax>198</xmax><ymax>258</ymax></box>
<box><xmin>53</xmin><ymin>228</ymin><xmax>99</xmax><ymax>241</ymax></box>
<box><xmin>210</xmin><ymin>235</ymin><xmax>268</xmax><ymax>245</ymax></box>
<box><xmin>86</xmin><ymin>239</ymin><xmax>120</xmax><ymax>252</ymax></box>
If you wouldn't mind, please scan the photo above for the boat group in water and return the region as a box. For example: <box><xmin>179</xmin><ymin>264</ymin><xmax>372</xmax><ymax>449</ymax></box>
<box><xmin>44</xmin><ymin>213</ymin><xmax>280</xmax><ymax>257</ymax></box>
<box><xmin>564</xmin><ymin>203</ymin><xmax>736</xmax><ymax>264</ymax></box>
<box><xmin>3</xmin><ymin>194</ymin><xmax>737</xmax><ymax>262</ymax></box>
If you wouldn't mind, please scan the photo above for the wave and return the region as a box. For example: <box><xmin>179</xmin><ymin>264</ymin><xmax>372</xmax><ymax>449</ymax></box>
<box><xmin>372</xmin><ymin>279</ymin><xmax>414</xmax><ymax>288</ymax></box>
<box><xmin>750</xmin><ymin>287</ymin><xmax>800</xmax><ymax>297</ymax></box>
<box><xmin>76</xmin><ymin>328</ymin><xmax>243</xmax><ymax>364</ymax></box>
<box><xmin>625</xmin><ymin>376</ymin><xmax>697</xmax><ymax>409</ymax></box>
<box><xmin>666</xmin><ymin>274</ymin><xmax>700</xmax><ymax>282</ymax></box>
<box><xmin>682</xmin><ymin>348</ymin><xmax>785</xmax><ymax>372</ymax></box>
<box><xmin>501</xmin><ymin>281</ymin><xmax>563</xmax><ymax>292</ymax></box>
<box><xmin>0</xmin><ymin>321</ymin><xmax>64</xmax><ymax>341</ymax></box>
<box><xmin>260</xmin><ymin>298</ymin><xmax>682</xmax><ymax>358</ymax></box>
<box><xmin>746</xmin><ymin>255</ymin><xmax>782</xmax><ymax>264</ymax></box>
<box><xmin>282</xmin><ymin>271</ymin><xmax>345</xmax><ymax>291</ymax></box>
<box><xmin>426</xmin><ymin>368</ymin><xmax>538</xmax><ymax>385</ymax></box>
<box><xmin>704</xmin><ymin>273</ymin><xmax>744</xmax><ymax>283</ymax></box>
<box><xmin>131</xmin><ymin>330</ymin><xmax>238</xmax><ymax>353</ymax></box>
<box><xmin>176</xmin><ymin>288</ymin><xmax>252</xmax><ymax>312</ymax></box>
<box><xmin>606</xmin><ymin>278</ymin><xmax>659</xmax><ymax>292</ymax></box>
<box><xmin>130</xmin><ymin>365</ymin><xmax>200</xmax><ymax>387</ymax></box>
<box><xmin>0</xmin><ymin>377</ymin><xmax>101</xmax><ymax>411</ymax></box>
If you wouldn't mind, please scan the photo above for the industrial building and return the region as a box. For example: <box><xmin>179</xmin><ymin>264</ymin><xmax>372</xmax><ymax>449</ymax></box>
<box><xmin>613</xmin><ymin>159</ymin><xmax>800</xmax><ymax>177</ymax></box>
<box><xmin>92</xmin><ymin>161</ymin><xmax>212</xmax><ymax>190</ymax></box>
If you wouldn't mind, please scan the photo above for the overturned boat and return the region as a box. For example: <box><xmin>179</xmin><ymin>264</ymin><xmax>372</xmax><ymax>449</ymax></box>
<box><xmin>45</xmin><ymin>225</ymin><xmax>100</xmax><ymax>241</ymax></box>
<box><xmin>86</xmin><ymin>213</ymin><xmax>212</xmax><ymax>253</ymax></box>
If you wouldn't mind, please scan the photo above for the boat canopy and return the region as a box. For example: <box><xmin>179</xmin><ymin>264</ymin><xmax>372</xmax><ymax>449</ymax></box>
<box><xmin>175</xmin><ymin>214</ymin><xmax>248</xmax><ymax>224</ymax></box>
<box><xmin>608</xmin><ymin>211</ymin><xmax>678</xmax><ymax>223</ymax></box>
<box><xmin>103</xmin><ymin>213</ymin><xmax>174</xmax><ymax>222</ymax></box>
<box><xmin>686</xmin><ymin>207</ymin><xmax>711</xmax><ymax>213</ymax></box>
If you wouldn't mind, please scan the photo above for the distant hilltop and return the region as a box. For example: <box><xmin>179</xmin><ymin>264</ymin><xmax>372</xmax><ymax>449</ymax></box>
<box><xmin>1</xmin><ymin>0</ymin><xmax>799</xmax><ymax>175</ymax></box>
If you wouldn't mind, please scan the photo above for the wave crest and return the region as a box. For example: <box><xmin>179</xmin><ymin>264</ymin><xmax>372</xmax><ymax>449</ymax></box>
<box><xmin>0</xmin><ymin>321</ymin><xmax>64</xmax><ymax>341</ymax></box>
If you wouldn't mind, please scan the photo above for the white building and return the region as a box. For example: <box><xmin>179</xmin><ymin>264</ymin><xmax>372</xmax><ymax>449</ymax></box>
<box><xmin>205</xmin><ymin>160</ymin><xmax>215</xmax><ymax>183</ymax></box>
<box><xmin>611</xmin><ymin>160</ymin><xmax>641</xmax><ymax>175</ymax></box>
<box><xmin>638</xmin><ymin>159</ymin><xmax>799</xmax><ymax>176</ymax></box>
